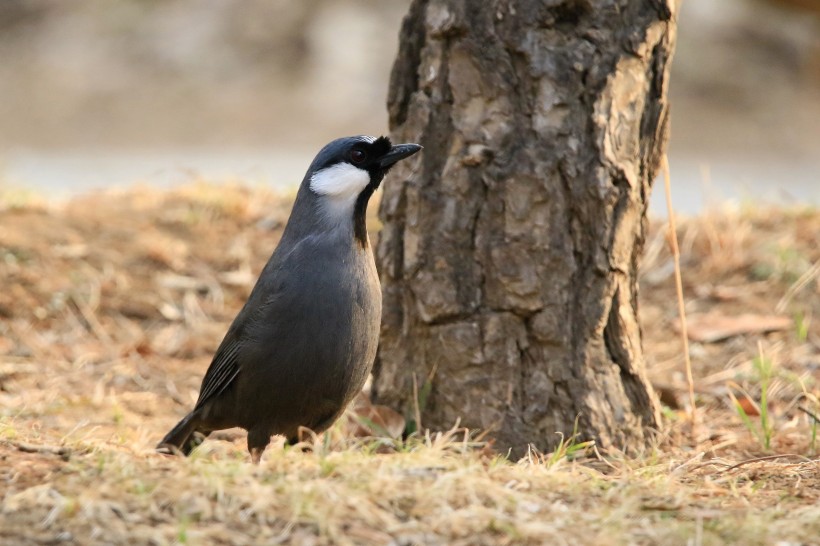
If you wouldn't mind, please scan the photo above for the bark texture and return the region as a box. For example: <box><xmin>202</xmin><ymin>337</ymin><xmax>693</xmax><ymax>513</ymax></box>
<box><xmin>373</xmin><ymin>0</ymin><xmax>678</xmax><ymax>456</ymax></box>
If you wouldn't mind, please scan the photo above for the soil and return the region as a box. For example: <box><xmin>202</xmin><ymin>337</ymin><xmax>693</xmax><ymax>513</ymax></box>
<box><xmin>1</xmin><ymin>185</ymin><xmax>818</xmax><ymax>544</ymax></box>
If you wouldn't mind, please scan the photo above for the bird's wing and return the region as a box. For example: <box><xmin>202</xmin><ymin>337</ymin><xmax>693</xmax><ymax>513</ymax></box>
<box><xmin>193</xmin><ymin>335</ymin><xmax>242</xmax><ymax>410</ymax></box>
<box><xmin>190</xmin><ymin>235</ymin><xmax>315</xmax><ymax>410</ymax></box>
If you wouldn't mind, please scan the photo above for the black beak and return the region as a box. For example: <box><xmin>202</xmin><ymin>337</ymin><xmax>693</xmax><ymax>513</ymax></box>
<box><xmin>379</xmin><ymin>143</ymin><xmax>423</xmax><ymax>169</ymax></box>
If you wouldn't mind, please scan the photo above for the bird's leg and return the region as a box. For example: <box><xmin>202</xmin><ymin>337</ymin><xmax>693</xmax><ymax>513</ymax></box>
<box><xmin>250</xmin><ymin>446</ymin><xmax>265</xmax><ymax>465</ymax></box>
<box><xmin>247</xmin><ymin>429</ymin><xmax>271</xmax><ymax>464</ymax></box>
<box><xmin>286</xmin><ymin>432</ymin><xmax>314</xmax><ymax>453</ymax></box>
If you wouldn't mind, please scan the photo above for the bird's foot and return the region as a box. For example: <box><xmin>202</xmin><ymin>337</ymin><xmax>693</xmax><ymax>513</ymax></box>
<box><xmin>286</xmin><ymin>435</ymin><xmax>314</xmax><ymax>453</ymax></box>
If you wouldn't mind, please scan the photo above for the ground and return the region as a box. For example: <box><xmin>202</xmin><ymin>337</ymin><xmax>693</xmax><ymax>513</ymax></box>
<box><xmin>0</xmin><ymin>184</ymin><xmax>818</xmax><ymax>545</ymax></box>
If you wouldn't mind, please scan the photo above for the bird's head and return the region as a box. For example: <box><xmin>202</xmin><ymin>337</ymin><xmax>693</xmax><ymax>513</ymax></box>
<box><xmin>298</xmin><ymin>135</ymin><xmax>422</xmax><ymax>244</ymax></box>
<box><xmin>308</xmin><ymin>135</ymin><xmax>421</xmax><ymax>200</ymax></box>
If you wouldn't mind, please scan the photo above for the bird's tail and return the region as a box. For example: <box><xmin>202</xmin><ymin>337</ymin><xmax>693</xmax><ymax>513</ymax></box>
<box><xmin>157</xmin><ymin>412</ymin><xmax>206</xmax><ymax>456</ymax></box>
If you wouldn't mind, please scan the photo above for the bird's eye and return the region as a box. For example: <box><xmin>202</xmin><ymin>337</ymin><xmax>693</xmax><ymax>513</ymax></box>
<box><xmin>350</xmin><ymin>149</ymin><xmax>367</xmax><ymax>164</ymax></box>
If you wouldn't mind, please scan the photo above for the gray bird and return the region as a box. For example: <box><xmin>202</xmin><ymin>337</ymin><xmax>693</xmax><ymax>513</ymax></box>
<box><xmin>157</xmin><ymin>136</ymin><xmax>421</xmax><ymax>462</ymax></box>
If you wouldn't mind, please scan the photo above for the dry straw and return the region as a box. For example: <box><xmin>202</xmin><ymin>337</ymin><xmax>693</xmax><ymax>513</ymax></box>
<box><xmin>661</xmin><ymin>154</ymin><xmax>697</xmax><ymax>436</ymax></box>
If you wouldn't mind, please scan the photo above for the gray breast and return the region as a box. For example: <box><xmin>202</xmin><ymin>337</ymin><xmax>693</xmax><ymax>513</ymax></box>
<box><xmin>232</xmin><ymin>235</ymin><xmax>381</xmax><ymax>435</ymax></box>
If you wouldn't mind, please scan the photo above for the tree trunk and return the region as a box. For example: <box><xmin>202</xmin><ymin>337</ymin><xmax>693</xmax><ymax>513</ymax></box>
<box><xmin>373</xmin><ymin>0</ymin><xmax>677</xmax><ymax>456</ymax></box>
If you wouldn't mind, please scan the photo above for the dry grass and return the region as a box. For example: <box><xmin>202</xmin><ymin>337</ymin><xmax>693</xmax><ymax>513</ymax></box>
<box><xmin>1</xmin><ymin>184</ymin><xmax>819</xmax><ymax>545</ymax></box>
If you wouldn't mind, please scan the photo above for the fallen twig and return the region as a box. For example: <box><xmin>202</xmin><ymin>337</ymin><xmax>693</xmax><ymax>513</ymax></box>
<box><xmin>719</xmin><ymin>454</ymin><xmax>813</xmax><ymax>473</ymax></box>
<box><xmin>798</xmin><ymin>405</ymin><xmax>820</xmax><ymax>424</ymax></box>
<box><xmin>11</xmin><ymin>440</ymin><xmax>72</xmax><ymax>458</ymax></box>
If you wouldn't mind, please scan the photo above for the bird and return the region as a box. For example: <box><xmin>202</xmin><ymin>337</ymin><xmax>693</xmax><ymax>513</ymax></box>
<box><xmin>157</xmin><ymin>135</ymin><xmax>422</xmax><ymax>463</ymax></box>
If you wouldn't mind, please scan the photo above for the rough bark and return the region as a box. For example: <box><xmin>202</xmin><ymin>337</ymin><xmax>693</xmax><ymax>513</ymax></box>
<box><xmin>373</xmin><ymin>0</ymin><xmax>677</xmax><ymax>456</ymax></box>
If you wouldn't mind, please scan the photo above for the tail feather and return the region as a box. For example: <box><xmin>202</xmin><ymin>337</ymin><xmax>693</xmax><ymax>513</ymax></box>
<box><xmin>157</xmin><ymin>412</ymin><xmax>204</xmax><ymax>456</ymax></box>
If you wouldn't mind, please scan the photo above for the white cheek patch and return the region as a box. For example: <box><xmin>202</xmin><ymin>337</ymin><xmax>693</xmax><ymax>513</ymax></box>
<box><xmin>310</xmin><ymin>163</ymin><xmax>370</xmax><ymax>199</ymax></box>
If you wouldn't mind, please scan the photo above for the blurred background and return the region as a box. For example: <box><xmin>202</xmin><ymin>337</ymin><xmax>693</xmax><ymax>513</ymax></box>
<box><xmin>0</xmin><ymin>0</ymin><xmax>818</xmax><ymax>214</ymax></box>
